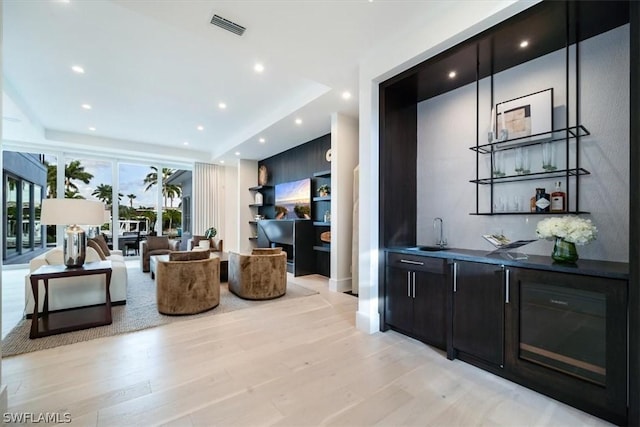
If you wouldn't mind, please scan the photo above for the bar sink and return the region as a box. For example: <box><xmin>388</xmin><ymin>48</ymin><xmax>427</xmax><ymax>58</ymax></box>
<box><xmin>410</xmin><ymin>246</ymin><xmax>450</xmax><ymax>251</ymax></box>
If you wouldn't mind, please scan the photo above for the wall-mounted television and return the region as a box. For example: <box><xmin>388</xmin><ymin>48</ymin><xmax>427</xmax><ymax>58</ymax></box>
<box><xmin>275</xmin><ymin>178</ymin><xmax>311</xmax><ymax>219</ymax></box>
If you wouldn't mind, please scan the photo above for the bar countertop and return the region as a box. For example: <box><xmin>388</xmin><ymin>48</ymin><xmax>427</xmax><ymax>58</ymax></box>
<box><xmin>386</xmin><ymin>246</ymin><xmax>629</xmax><ymax>280</ymax></box>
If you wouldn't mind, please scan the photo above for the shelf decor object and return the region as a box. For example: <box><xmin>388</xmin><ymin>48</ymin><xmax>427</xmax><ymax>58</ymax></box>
<box><xmin>495</xmin><ymin>88</ymin><xmax>553</xmax><ymax>144</ymax></box>
<box><xmin>258</xmin><ymin>165</ymin><xmax>268</xmax><ymax>186</ymax></box>
<box><xmin>551</xmin><ymin>237</ymin><xmax>579</xmax><ymax>264</ymax></box>
<box><xmin>535</xmin><ymin>216</ymin><xmax>598</xmax><ymax>264</ymax></box>
<box><xmin>317</xmin><ymin>184</ymin><xmax>330</xmax><ymax>197</ymax></box>
<box><xmin>40</xmin><ymin>199</ymin><xmax>106</xmax><ymax>268</ymax></box>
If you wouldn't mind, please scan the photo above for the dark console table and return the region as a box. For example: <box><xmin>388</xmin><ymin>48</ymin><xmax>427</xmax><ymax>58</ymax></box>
<box><xmin>29</xmin><ymin>261</ymin><xmax>113</xmax><ymax>339</ymax></box>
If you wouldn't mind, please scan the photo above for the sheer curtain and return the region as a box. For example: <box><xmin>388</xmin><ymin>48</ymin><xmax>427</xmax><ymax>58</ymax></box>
<box><xmin>193</xmin><ymin>162</ymin><xmax>224</xmax><ymax>237</ymax></box>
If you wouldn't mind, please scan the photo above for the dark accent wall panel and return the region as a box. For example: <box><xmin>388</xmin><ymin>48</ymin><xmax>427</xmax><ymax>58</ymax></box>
<box><xmin>257</xmin><ymin>134</ymin><xmax>332</xmax><ymax>277</ymax></box>
<box><xmin>258</xmin><ymin>134</ymin><xmax>331</xmax><ymax>185</ymax></box>
<box><xmin>379</xmin><ymin>82</ymin><xmax>417</xmax><ymax>248</ymax></box>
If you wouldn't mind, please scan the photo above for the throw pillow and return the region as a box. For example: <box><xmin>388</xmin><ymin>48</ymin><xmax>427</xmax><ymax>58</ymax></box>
<box><xmin>146</xmin><ymin>236</ymin><xmax>169</xmax><ymax>251</ymax></box>
<box><xmin>85</xmin><ymin>247</ymin><xmax>102</xmax><ymax>263</ymax></box>
<box><xmin>169</xmin><ymin>250</ymin><xmax>210</xmax><ymax>261</ymax></box>
<box><xmin>87</xmin><ymin>239</ymin><xmax>107</xmax><ymax>260</ymax></box>
<box><xmin>192</xmin><ymin>235</ymin><xmax>206</xmax><ymax>247</ymax></box>
<box><xmin>252</xmin><ymin>247</ymin><xmax>282</xmax><ymax>255</ymax></box>
<box><xmin>95</xmin><ymin>234</ymin><xmax>111</xmax><ymax>256</ymax></box>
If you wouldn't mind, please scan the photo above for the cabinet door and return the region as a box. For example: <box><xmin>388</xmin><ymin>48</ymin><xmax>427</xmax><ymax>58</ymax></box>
<box><xmin>384</xmin><ymin>267</ymin><xmax>413</xmax><ymax>333</ymax></box>
<box><xmin>413</xmin><ymin>270</ymin><xmax>446</xmax><ymax>349</ymax></box>
<box><xmin>453</xmin><ymin>260</ymin><xmax>505</xmax><ymax>367</ymax></box>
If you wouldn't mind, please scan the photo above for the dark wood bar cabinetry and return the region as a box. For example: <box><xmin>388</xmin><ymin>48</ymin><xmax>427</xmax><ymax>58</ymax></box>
<box><xmin>384</xmin><ymin>248</ymin><xmax>629</xmax><ymax>425</ymax></box>
<box><xmin>378</xmin><ymin>1</ymin><xmax>636</xmax><ymax>424</ymax></box>
<box><xmin>505</xmin><ymin>267</ymin><xmax>628</xmax><ymax>425</ymax></box>
<box><xmin>452</xmin><ymin>261</ymin><xmax>505</xmax><ymax>368</ymax></box>
<box><xmin>384</xmin><ymin>252</ymin><xmax>447</xmax><ymax>350</ymax></box>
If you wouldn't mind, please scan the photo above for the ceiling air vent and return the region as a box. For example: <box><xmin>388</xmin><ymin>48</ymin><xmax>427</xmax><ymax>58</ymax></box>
<box><xmin>210</xmin><ymin>14</ymin><xmax>246</xmax><ymax>36</ymax></box>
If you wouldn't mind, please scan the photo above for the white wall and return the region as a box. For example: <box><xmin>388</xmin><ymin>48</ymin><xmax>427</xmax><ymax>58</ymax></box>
<box><xmin>416</xmin><ymin>25</ymin><xmax>630</xmax><ymax>262</ymax></box>
<box><xmin>329</xmin><ymin>113</ymin><xmax>359</xmax><ymax>292</ymax></box>
<box><xmin>223</xmin><ymin>165</ymin><xmax>238</xmax><ymax>253</ymax></box>
<box><xmin>237</xmin><ymin>159</ymin><xmax>258</xmax><ymax>253</ymax></box>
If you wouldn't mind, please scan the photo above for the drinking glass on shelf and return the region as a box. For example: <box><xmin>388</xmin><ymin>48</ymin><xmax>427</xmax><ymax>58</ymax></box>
<box><xmin>542</xmin><ymin>142</ymin><xmax>556</xmax><ymax>171</ymax></box>
<box><xmin>494</xmin><ymin>196</ymin><xmax>506</xmax><ymax>212</ymax></box>
<box><xmin>493</xmin><ymin>151</ymin><xmax>505</xmax><ymax>177</ymax></box>
<box><xmin>521</xmin><ymin>148</ymin><xmax>530</xmax><ymax>174</ymax></box>
<box><xmin>515</xmin><ymin>148</ymin><xmax>523</xmax><ymax>175</ymax></box>
<box><xmin>511</xmin><ymin>195</ymin><xmax>522</xmax><ymax>212</ymax></box>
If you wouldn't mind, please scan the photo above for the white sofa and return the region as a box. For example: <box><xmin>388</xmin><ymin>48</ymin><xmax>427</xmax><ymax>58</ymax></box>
<box><xmin>24</xmin><ymin>246</ymin><xmax>128</xmax><ymax>316</ymax></box>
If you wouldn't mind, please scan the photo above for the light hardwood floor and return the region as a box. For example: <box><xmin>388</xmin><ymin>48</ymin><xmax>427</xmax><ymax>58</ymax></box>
<box><xmin>1</xmin><ymin>268</ymin><xmax>611</xmax><ymax>426</ymax></box>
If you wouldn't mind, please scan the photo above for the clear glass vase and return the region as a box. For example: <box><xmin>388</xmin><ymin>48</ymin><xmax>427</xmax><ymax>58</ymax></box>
<box><xmin>551</xmin><ymin>237</ymin><xmax>578</xmax><ymax>264</ymax></box>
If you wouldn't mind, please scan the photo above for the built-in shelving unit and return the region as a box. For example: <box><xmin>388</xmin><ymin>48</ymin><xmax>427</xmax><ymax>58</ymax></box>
<box><xmin>248</xmin><ymin>185</ymin><xmax>273</xmax><ymax>243</ymax></box>
<box><xmin>312</xmin><ymin>170</ymin><xmax>331</xmax><ymax>259</ymax></box>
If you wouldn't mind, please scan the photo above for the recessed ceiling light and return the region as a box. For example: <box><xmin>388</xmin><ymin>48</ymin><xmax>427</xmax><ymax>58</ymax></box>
<box><xmin>295</xmin><ymin>118</ymin><xmax>302</xmax><ymax>125</ymax></box>
<box><xmin>183</xmin><ymin>141</ymin><xmax>189</xmax><ymax>146</ymax></box>
<box><xmin>448</xmin><ymin>71</ymin><xmax>457</xmax><ymax>79</ymax></box>
<box><xmin>342</xmin><ymin>91</ymin><xmax>352</xmax><ymax>100</ymax></box>
<box><xmin>88</xmin><ymin>126</ymin><xmax>96</xmax><ymax>131</ymax></box>
<box><xmin>520</xmin><ymin>40</ymin><xmax>529</xmax><ymax>48</ymax></box>
<box><xmin>81</xmin><ymin>104</ymin><xmax>92</xmax><ymax>110</ymax></box>
<box><xmin>197</xmin><ymin>125</ymin><xmax>204</xmax><ymax>131</ymax></box>
<box><xmin>220</xmin><ymin>160</ymin><xmax>225</xmax><ymax>164</ymax></box>
<box><xmin>259</xmin><ymin>137</ymin><xmax>266</xmax><ymax>143</ymax></box>
<box><xmin>72</xmin><ymin>65</ymin><xmax>85</xmax><ymax>74</ymax></box>
<box><xmin>254</xmin><ymin>63</ymin><xmax>264</xmax><ymax>73</ymax></box>
<box><xmin>218</xmin><ymin>102</ymin><xmax>227</xmax><ymax>109</ymax></box>
<box><xmin>235</xmin><ymin>151</ymin><xmax>240</xmax><ymax>156</ymax></box>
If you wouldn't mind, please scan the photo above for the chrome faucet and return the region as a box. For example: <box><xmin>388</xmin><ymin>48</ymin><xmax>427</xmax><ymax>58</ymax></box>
<box><xmin>433</xmin><ymin>217</ymin><xmax>447</xmax><ymax>248</ymax></box>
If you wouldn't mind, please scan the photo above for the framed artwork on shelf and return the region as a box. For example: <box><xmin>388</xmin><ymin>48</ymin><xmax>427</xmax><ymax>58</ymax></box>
<box><xmin>495</xmin><ymin>88</ymin><xmax>553</xmax><ymax>142</ymax></box>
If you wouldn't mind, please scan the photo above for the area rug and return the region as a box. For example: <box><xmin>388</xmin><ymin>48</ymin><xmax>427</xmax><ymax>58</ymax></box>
<box><xmin>2</xmin><ymin>266</ymin><xmax>318</xmax><ymax>357</ymax></box>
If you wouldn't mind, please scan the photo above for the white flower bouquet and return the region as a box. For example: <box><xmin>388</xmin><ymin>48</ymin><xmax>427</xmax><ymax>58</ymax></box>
<box><xmin>536</xmin><ymin>216</ymin><xmax>597</xmax><ymax>245</ymax></box>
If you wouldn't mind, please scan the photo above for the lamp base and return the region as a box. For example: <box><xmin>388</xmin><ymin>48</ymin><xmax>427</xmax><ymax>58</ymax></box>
<box><xmin>64</xmin><ymin>224</ymin><xmax>87</xmax><ymax>268</ymax></box>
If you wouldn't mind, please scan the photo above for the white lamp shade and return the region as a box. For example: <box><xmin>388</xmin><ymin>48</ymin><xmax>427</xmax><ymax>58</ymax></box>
<box><xmin>41</xmin><ymin>199</ymin><xmax>106</xmax><ymax>226</ymax></box>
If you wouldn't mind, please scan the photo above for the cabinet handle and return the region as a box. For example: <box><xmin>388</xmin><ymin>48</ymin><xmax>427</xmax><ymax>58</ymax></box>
<box><xmin>400</xmin><ymin>259</ymin><xmax>424</xmax><ymax>266</ymax></box>
<box><xmin>453</xmin><ymin>262</ymin><xmax>457</xmax><ymax>293</ymax></box>
<box><xmin>505</xmin><ymin>268</ymin><xmax>510</xmax><ymax>304</ymax></box>
<box><xmin>407</xmin><ymin>271</ymin><xmax>411</xmax><ymax>297</ymax></box>
<box><xmin>412</xmin><ymin>272</ymin><xmax>416</xmax><ymax>298</ymax></box>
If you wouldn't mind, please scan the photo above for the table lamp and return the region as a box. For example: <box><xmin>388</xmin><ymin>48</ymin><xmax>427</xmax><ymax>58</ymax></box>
<box><xmin>40</xmin><ymin>199</ymin><xmax>106</xmax><ymax>268</ymax></box>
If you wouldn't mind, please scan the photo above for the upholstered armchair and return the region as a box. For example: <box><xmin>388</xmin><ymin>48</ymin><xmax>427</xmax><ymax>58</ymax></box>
<box><xmin>187</xmin><ymin>235</ymin><xmax>223</xmax><ymax>252</ymax></box>
<box><xmin>228</xmin><ymin>248</ymin><xmax>286</xmax><ymax>300</ymax></box>
<box><xmin>156</xmin><ymin>250</ymin><xmax>220</xmax><ymax>315</ymax></box>
<box><xmin>140</xmin><ymin>235</ymin><xmax>180</xmax><ymax>272</ymax></box>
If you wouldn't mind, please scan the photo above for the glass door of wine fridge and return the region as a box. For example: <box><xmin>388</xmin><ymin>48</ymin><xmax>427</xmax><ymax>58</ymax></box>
<box><xmin>505</xmin><ymin>267</ymin><xmax>627</xmax><ymax>425</ymax></box>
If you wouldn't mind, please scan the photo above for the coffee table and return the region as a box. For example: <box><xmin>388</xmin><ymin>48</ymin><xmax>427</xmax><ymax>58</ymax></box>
<box><xmin>150</xmin><ymin>252</ymin><xmax>228</xmax><ymax>281</ymax></box>
<box><xmin>29</xmin><ymin>261</ymin><xmax>113</xmax><ymax>339</ymax></box>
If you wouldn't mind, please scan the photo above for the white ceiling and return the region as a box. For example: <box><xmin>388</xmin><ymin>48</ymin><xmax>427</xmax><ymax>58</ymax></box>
<box><xmin>2</xmin><ymin>0</ymin><xmax>449</xmax><ymax>164</ymax></box>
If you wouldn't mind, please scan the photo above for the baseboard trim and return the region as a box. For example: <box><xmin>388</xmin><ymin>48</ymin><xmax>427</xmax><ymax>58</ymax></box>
<box><xmin>356</xmin><ymin>310</ymin><xmax>380</xmax><ymax>334</ymax></box>
<box><xmin>329</xmin><ymin>277</ymin><xmax>351</xmax><ymax>293</ymax></box>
